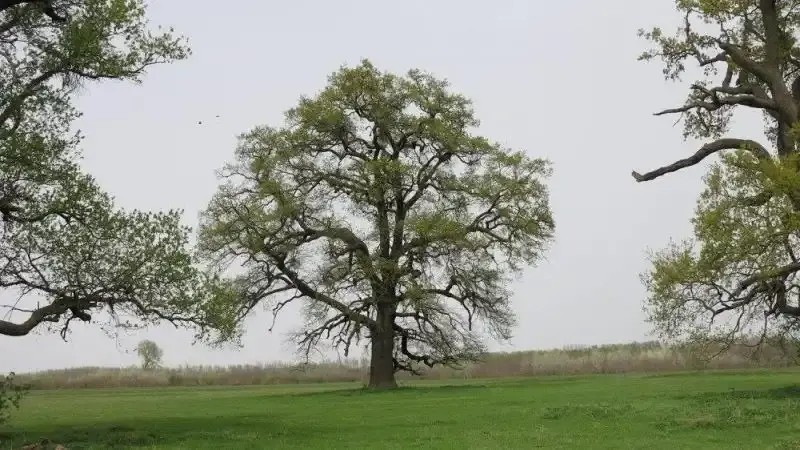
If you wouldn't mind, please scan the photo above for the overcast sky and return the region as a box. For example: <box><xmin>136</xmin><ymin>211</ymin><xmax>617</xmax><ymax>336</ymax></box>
<box><xmin>0</xmin><ymin>0</ymin><xmax>768</xmax><ymax>372</ymax></box>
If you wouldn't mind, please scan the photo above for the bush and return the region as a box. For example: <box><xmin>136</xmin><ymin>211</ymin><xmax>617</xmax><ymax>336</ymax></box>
<box><xmin>0</xmin><ymin>372</ymin><xmax>29</xmax><ymax>424</ymax></box>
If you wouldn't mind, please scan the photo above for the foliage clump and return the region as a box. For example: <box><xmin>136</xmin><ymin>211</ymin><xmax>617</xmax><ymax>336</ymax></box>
<box><xmin>0</xmin><ymin>372</ymin><xmax>28</xmax><ymax>425</ymax></box>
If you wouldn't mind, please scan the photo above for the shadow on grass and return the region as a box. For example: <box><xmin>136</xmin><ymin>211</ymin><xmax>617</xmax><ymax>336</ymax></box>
<box><xmin>228</xmin><ymin>376</ymin><xmax>584</xmax><ymax>402</ymax></box>
<box><xmin>642</xmin><ymin>369</ymin><xmax>778</xmax><ymax>380</ymax></box>
<box><xmin>0</xmin><ymin>414</ymin><xmax>321</xmax><ymax>449</ymax></box>
<box><xmin>540</xmin><ymin>403</ymin><xmax>635</xmax><ymax>421</ymax></box>
<box><xmin>677</xmin><ymin>384</ymin><xmax>800</xmax><ymax>401</ymax></box>
<box><xmin>267</xmin><ymin>382</ymin><xmax>495</xmax><ymax>400</ymax></box>
<box><xmin>1</xmin><ymin>383</ymin><xmax>488</xmax><ymax>449</ymax></box>
<box><xmin>658</xmin><ymin>386</ymin><xmax>800</xmax><ymax>432</ymax></box>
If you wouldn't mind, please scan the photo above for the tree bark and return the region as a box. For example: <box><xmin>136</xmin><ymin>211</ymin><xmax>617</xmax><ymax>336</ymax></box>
<box><xmin>368</xmin><ymin>302</ymin><xmax>397</xmax><ymax>389</ymax></box>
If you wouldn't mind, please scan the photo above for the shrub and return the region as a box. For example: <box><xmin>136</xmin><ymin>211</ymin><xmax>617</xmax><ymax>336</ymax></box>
<box><xmin>0</xmin><ymin>372</ymin><xmax>28</xmax><ymax>424</ymax></box>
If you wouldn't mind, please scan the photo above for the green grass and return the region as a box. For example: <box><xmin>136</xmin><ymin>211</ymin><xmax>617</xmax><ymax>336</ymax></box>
<box><xmin>3</xmin><ymin>370</ymin><xmax>800</xmax><ymax>449</ymax></box>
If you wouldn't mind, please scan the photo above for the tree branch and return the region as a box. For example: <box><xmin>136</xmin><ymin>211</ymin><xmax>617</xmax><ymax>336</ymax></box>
<box><xmin>0</xmin><ymin>69</ymin><xmax>58</xmax><ymax>127</ymax></box>
<box><xmin>717</xmin><ymin>40</ymin><xmax>775</xmax><ymax>87</ymax></box>
<box><xmin>301</xmin><ymin>224</ymin><xmax>376</xmax><ymax>277</ymax></box>
<box><xmin>0</xmin><ymin>0</ymin><xmax>66</xmax><ymax>22</ymax></box>
<box><xmin>272</xmin><ymin>257</ymin><xmax>377</xmax><ymax>329</ymax></box>
<box><xmin>392</xmin><ymin>323</ymin><xmax>463</xmax><ymax>372</ymax></box>
<box><xmin>653</xmin><ymin>84</ymin><xmax>777</xmax><ymax>116</ymax></box>
<box><xmin>0</xmin><ymin>301</ymin><xmax>70</xmax><ymax>336</ymax></box>
<box><xmin>730</xmin><ymin>261</ymin><xmax>800</xmax><ymax>300</ymax></box>
<box><xmin>632</xmin><ymin>138</ymin><xmax>772</xmax><ymax>182</ymax></box>
<box><xmin>758</xmin><ymin>0</ymin><xmax>781</xmax><ymax>70</ymax></box>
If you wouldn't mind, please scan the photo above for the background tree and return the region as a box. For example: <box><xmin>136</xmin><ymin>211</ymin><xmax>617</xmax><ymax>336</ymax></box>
<box><xmin>633</xmin><ymin>0</ymin><xmax>800</xmax><ymax>356</ymax></box>
<box><xmin>198</xmin><ymin>60</ymin><xmax>555</xmax><ymax>389</ymax></box>
<box><xmin>136</xmin><ymin>339</ymin><xmax>163</xmax><ymax>370</ymax></box>
<box><xmin>0</xmin><ymin>0</ymin><xmax>218</xmax><ymax>338</ymax></box>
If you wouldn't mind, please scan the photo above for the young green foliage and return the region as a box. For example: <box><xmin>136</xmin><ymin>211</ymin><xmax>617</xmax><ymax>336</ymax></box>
<box><xmin>198</xmin><ymin>60</ymin><xmax>555</xmax><ymax>388</ymax></box>
<box><xmin>0</xmin><ymin>1</ymin><xmax>214</xmax><ymax>337</ymax></box>
<box><xmin>634</xmin><ymin>0</ymin><xmax>800</xmax><ymax>356</ymax></box>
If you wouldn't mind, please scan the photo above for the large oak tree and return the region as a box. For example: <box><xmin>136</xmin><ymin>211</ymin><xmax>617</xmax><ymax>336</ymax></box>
<box><xmin>198</xmin><ymin>60</ymin><xmax>555</xmax><ymax>389</ymax></box>
<box><xmin>0</xmin><ymin>0</ymin><xmax>213</xmax><ymax>338</ymax></box>
<box><xmin>634</xmin><ymin>0</ymin><xmax>800</xmax><ymax>356</ymax></box>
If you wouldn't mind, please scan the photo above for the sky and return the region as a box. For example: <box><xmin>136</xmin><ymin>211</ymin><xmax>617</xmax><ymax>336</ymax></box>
<box><xmin>0</xmin><ymin>0</ymin><xmax>771</xmax><ymax>372</ymax></box>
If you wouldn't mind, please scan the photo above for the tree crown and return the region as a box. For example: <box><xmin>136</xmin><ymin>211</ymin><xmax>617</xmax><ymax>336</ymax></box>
<box><xmin>635</xmin><ymin>0</ymin><xmax>800</xmax><ymax>355</ymax></box>
<box><xmin>0</xmin><ymin>0</ymin><xmax>218</xmax><ymax>338</ymax></box>
<box><xmin>198</xmin><ymin>60</ymin><xmax>555</xmax><ymax>371</ymax></box>
<box><xmin>136</xmin><ymin>339</ymin><xmax>163</xmax><ymax>370</ymax></box>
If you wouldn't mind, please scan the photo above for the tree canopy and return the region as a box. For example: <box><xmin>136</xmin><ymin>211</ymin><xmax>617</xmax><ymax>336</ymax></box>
<box><xmin>0</xmin><ymin>0</ymin><xmax>213</xmax><ymax>338</ymax></box>
<box><xmin>634</xmin><ymin>0</ymin><xmax>800</xmax><ymax>355</ymax></box>
<box><xmin>197</xmin><ymin>60</ymin><xmax>555</xmax><ymax>388</ymax></box>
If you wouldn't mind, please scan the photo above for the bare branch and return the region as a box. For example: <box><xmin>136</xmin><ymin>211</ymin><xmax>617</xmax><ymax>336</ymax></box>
<box><xmin>653</xmin><ymin>84</ymin><xmax>776</xmax><ymax>116</ymax></box>
<box><xmin>632</xmin><ymin>138</ymin><xmax>772</xmax><ymax>182</ymax></box>
<box><xmin>0</xmin><ymin>300</ymin><xmax>71</xmax><ymax>336</ymax></box>
<box><xmin>273</xmin><ymin>258</ymin><xmax>377</xmax><ymax>329</ymax></box>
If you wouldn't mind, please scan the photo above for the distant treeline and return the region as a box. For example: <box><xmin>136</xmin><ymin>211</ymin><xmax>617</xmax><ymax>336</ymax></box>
<box><xmin>14</xmin><ymin>340</ymin><xmax>799</xmax><ymax>390</ymax></box>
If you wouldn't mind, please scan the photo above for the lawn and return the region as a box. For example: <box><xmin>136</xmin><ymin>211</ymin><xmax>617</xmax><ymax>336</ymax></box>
<box><xmin>2</xmin><ymin>370</ymin><xmax>800</xmax><ymax>449</ymax></box>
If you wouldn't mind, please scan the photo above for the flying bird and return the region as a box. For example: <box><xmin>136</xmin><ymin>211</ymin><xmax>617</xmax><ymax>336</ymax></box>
<box><xmin>197</xmin><ymin>115</ymin><xmax>220</xmax><ymax>125</ymax></box>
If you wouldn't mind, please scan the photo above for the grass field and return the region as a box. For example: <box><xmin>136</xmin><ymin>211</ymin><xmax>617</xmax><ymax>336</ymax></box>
<box><xmin>2</xmin><ymin>369</ymin><xmax>800</xmax><ymax>449</ymax></box>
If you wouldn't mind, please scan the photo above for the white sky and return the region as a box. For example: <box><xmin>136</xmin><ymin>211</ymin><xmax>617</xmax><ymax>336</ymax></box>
<box><xmin>0</xmin><ymin>0</ymin><xmax>769</xmax><ymax>372</ymax></box>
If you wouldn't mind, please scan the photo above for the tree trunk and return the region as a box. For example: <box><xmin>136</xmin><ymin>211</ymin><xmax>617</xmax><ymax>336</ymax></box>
<box><xmin>368</xmin><ymin>303</ymin><xmax>397</xmax><ymax>389</ymax></box>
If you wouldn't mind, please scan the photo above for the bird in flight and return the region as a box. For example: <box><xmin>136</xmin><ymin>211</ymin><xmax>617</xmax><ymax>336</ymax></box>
<box><xmin>197</xmin><ymin>115</ymin><xmax>220</xmax><ymax>125</ymax></box>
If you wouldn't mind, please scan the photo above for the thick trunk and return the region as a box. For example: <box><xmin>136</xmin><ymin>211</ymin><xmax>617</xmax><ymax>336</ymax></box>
<box><xmin>368</xmin><ymin>303</ymin><xmax>397</xmax><ymax>389</ymax></box>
